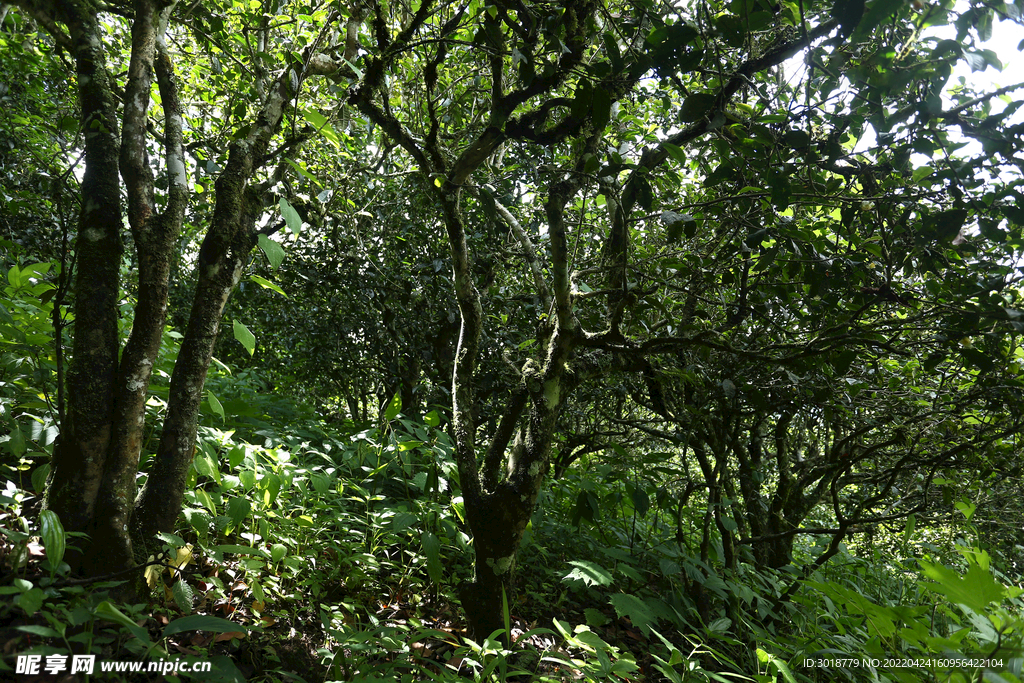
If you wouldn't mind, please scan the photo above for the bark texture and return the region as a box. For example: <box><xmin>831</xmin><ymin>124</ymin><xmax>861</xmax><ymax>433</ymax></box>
<box><xmin>20</xmin><ymin>1</ymin><xmax>348</xmax><ymax>582</ymax></box>
<box><xmin>39</xmin><ymin>0</ymin><xmax>124</xmax><ymax>542</ymax></box>
<box><xmin>135</xmin><ymin>30</ymin><xmax>352</xmax><ymax>544</ymax></box>
<box><xmin>17</xmin><ymin>0</ymin><xmax>190</xmax><ymax>581</ymax></box>
<box><xmin>88</xmin><ymin>0</ymin><xmax>186</xmax><ymax>577</ymax></box>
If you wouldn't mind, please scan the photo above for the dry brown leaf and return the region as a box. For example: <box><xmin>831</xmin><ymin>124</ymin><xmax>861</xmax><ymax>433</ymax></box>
<box><xmin>190</xmin><ymin>633</ymin><xmax>214</xmax><ymax>647</ymax></box>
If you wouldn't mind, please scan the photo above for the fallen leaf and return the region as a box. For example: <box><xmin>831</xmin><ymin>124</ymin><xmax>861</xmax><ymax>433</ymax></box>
<box><xmin>190</xmin><ymin>633</ymin><xmax>214</xmax><ymax>647</ymax></box>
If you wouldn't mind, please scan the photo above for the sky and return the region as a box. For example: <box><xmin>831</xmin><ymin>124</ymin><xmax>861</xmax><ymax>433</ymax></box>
<box><xmin>938</xmin><ymin>11</ymin><xmax>1024</xmax><ymax>120</ymax></box>
<box><xmin>779</xmin><ymin>8</ymin><xmax>1024</xmax><ymax>165</ymax></box>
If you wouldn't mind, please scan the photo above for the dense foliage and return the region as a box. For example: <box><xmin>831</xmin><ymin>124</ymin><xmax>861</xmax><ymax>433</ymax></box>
<box><xmin>2</xmin><ymin>0</ymin><xmax>1024</xmax><ymax>680</ymax></box>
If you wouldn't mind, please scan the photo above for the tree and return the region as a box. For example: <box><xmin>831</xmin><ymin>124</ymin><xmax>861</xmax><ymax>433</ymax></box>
<box><xmin>9</xmin><ymin>0</ymin><xmax>362</xmax><ymax>586</ymax></box>
<box><xmin>223</xmin><ymin>163</ymin><xmax>462</xmax><ymax>421</ymax></box>
<box><xmin>334</xmin><ymin>0</ymin><xmax>1024</xmax><ymax>638</ymax></box>
<box><xmin>8</xmin><ymin>0</ymin><xmax>1024</xmax><ymax>644</ymax></box>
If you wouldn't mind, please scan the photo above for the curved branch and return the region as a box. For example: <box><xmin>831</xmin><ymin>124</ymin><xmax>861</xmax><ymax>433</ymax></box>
<box><xmin>493</xmin><ymin>197</ymin><xmax>550</xmax><ymax>307</ymax></box>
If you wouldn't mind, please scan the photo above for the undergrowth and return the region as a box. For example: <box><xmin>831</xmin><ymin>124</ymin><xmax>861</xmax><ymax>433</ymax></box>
<box><xmin>1</xmin><ymin>258</ymin><xmax>1023</xmax><ymax>682</ymax></box>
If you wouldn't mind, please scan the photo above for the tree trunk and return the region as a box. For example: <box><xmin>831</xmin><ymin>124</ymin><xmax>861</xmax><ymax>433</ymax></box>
<box><xmin>132</xmin><ymin>31</ymin><xmax>360</xmax><ymax>547</ymax></box>
<box><xmin>41</xmin><ymin>0</ymin><xmax>124</xmax><ymax>545</ymax></box>
<box><xmin>134</xmin><ymin>179</ymin><xmax>259</xmax><ymax>541</ymax></box>
<box><xmin>458</xmin><ymin>485</ymin><xmax>532</xmax><ymax>640</ymax></box>
<box><xmin>31</xmin><ymin>0</ymin><xmax>185</xmax><ymax>582</ymax></box>
<box><xmin>345</xmin><ymin>0</ymin><xmax>599</xmax><ymax>637</ymax></box>
<box><xmin>19</xmin><ymin>0</ymin><xmax>353</xmax><ymax>583</ymax></box>
<box><xmin>86</xmin><ymin>0</ymin><xmax>186</xmax><ymax>578</ymax></box>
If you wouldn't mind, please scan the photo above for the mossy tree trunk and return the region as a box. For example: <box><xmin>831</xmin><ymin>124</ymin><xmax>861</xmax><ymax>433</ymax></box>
<box><xmin>346</xmin><ymin>0</ymin><xmax>649</xmax><ymax>639</ymax></box>
<box><xmin>18</xmin><ymin>0</ymin><xmax>358</xmax><ymax>585</ymax></box>
<box><xmin>23</xmin><ymin>0</ymin><xmax>188</xmax><ymax>580</ymax></box>
<box><xmin>348</xmin><ymin>0</ymin><xmax>600</xmax><ymax>636</ymax></box>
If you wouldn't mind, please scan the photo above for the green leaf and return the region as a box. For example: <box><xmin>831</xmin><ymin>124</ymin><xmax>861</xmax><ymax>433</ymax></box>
<box><xmin>851</xmin><ymin>0</ymin><xmax>902</xmax><ymax>43</ymax></box>
<box><xmin>603</xmin><ymin>32</ymin><xmax>622</xmax><ymax>71</ymax></box>
<box><xmin>955</xmin><ymin>499</ymin><xmax>976</xmax><ymax>521</ymax></box>
<box><xmin>919</xmin><ymin>560</ymin><xmax>1007</xmax><ymax>612</ymax></box>
<box><xmin>623</xmin><ymin>174</ymin><xmax>653</xmax><ymax>212</ymax></box>
<box><xmin>679</xmin><ymin>93</ymin><xmax>717</xmax><ymax>123</ymax></box>
<box><xmin>261</xmin><ymin>472</ymin><xmax>282</xmax><ymax>506</ymax></box>
<box><xmin>835</xmin><ymin>0</ymin><xmax>866</xmax><ymax>38</ymax></box>
<box><xmin>22</xmin><ymin>262</ymin><xmax>52</xmax><ymax>279</ymax></box>
<box><xmin>783</xmin><ymin>128</ymin><xmax>811</xmax><ymax>149</ymax></box>
<box><xmin>341</xmin><ymin>56</ymin><xmax>363</xmax><ymax>79</ymax></box>
<box><xmin>195</xmin><ymin>488</ymin><xmax>216</xmax><ymax>513</ymax></box>
<box><xmin>393</xmin><ymin>511</ymin><xmax>418</xmax><ymax>532</ymax></box>
<box><xmin>157</xmin><ymin>531</ymin><xmax>186</xmax><ymax>548</ymax></box>
<box><xmin>228</xmin><ymin>444</ymin><xmax>247</xmax><ymax>469</ymax></box>
<box><xmin>172</xmin><ymin>578</ymin><xmax>195</xmax><ymax>612</ymax></box>
<box><xmin>16</xmin><ymin>588</ymin><xmax>45</xmax><ymax>616</ymax></box>
<box><xmin>611</xmin><ymin>660</ymin><xmax>639</xmax><ymax>675</ymax></box>
<box><xmin>249</xmin><ymin>275</ymin><xmax>287</xmax><ymax>298</ymax></box>
<box><xmin>7</xmin><ymin>264</ymin><xmax>22</xmax><ymax>288</ymax></box>
<box><xmin>271</xmin><ymin>544</ymin><xmax>287</xmax><ymax>563</ymax></box>
<box><xmin>162</xmin><ymin>615</ymin><xmax>246</xmax><ymax>637</ymax></box>
<box><xmin>15</xmin><ymin>624</ymin><xmax>62</xmax><ymax>638</ymax></box>
<box><xmin>477</xmin><ymin>185</ymin><xmax>498</xmax><ymax>222</ymax></box>
<box><xmin>767</xmin><ymin>167</ymin><xmax>792</xmax><ymax>209</ymax></box>
<box><xmin>706</xmin><ymin>616</ymin><xmax>732</xmax><ymax>634</ymax></box>
<box><xmin>184</xmin><ymin>508</ymin><xmax>211</xmax><ymax>540</ymax></box>
<box><xmin>382</xmin><ymin>391</ymin><xmax>402</xmax><ymax>422</ymax></box>
<box><xmin>630</xmin><ymin>486</ymin><xmax>650</xmax><ymax>518</ymax></box>
<box><xmin>563</xmin><ymin>560</ymin><xmax>614</xmax><ymax>587</ymax></box>
<box><xmin>920</xmin><ymin>208</ymin><xmax>968</xmax><ymax>243</ymax></box>
<box><xmin>1001</xmin><ymin>204</ymin><xmax>1024</xmax><ymax>226</ymax></box>
<box><xmin>207</xmin><ymin>390</ymin><xmax>225</xmax><ymax>422</ymax></box>
<box><xmin>311</xmin><ymin>473</ymin><xmax>331</xmax><ymax>494</ymax></box>
<box><xmin>0</xmin><ymin>302</ymin><xmax>14</xmax><ymax>325</ymax></box>
<box><xmin>663</xmin><ymin>142</ymin><xmax>686</xmax><ymax>165</ymax></box>
<box><xmin>284</xmin><ymin>157</ymin><xmax>324</xmax><ymax>187</ymax></box>
<box><xmin>833</xmin><ymin>349</ymin><xmax>858</xmax><ymax>375</ymax></box>
<box><xmin>257</xmin><ymin>235</ymin><xmax>286</xmax><ymax>271</ymax></box>
<box><xmin>279</xmin><ymin>197</ymin><xmax>303</xmax><ymax>235</ymax></box>
<box><xmin>31</xmin><ymin>463</ymin><xmax>49</xmax><ymax>494</ymax></box>
<box><xmin>233</xmin><ymin>320</ymin><xmax>256</xmax><ymax>356</ymax></box>
<box><xmin>94</xmin><ymin>601</ymin><xmax>152</xmax><ymax>642</ymax></box>
<box><xmin>7</xmin><ymin>425</ymin><xmax>25</xmax><ymax>457</ymax></box>
<box><xmin>302</xmin><ymin>109</ymin><xmax>328</xmax><ymax>128</ymax></box>
<box><xmin>424</xmin><ymin>410</ymin><xmax>441</xmax><ymax>427</ymax></box>
<box><xmin>423</xmin><ymin>531</ymin><xmax>443</xmax><ymax>584</ymax></box>
<box><xmin>239</xmin><ymin>469</ymin><xmax>256</xmax><ymax>490</ymax></box>
<box><xmin>226</xmin><ymin>497</ymin><xmax>251</xmax><ymax>530</ymax></box>
<box><xmin>902</xmin><ymin>513</ymin><xmax>916</xmax><ymax>544</ymax></box>
<box><xmin>757</xmin><ymin>649</ymin><xmax>798</xmax><ymax>683</ymax></box>
<box><xmin>39</xmin><ymin>510</ymin><xmax>65</xmax><ymax>570</ymax></box>
<box><xmin>570</xmin><ymin>81</ymin><xmax>593</xmax><ymax>123</ymax></box>
<box><xmin>912</xmin><ymin>165</ymin><xmax>934</xmax><ymax>183</ymax></box>
<box><xmin>976</xmin><ymin>10</ymin><xmax>993</xmax><ymax>42</ymax></box>
<box><xmin>609</xmin><ymin>593</ymin><xmax>659</xmax><ymax>636</ymax></box>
